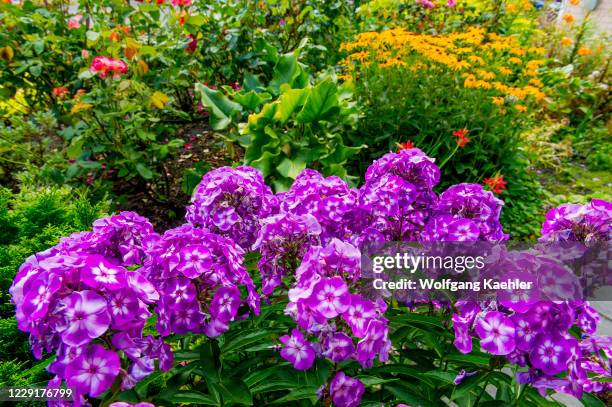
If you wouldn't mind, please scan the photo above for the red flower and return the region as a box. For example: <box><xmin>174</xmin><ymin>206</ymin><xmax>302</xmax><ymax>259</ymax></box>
<box><xmin>230</xmin><ymin>81</ymin><xmax>241</xmax><ymax>91</ymax></box>
<box><xmin>396</xmin><ymin>140</ymin><xmax>415</xmax><ymax>152</ymax></box>
<box><xmin>453</xmin><ymin>128</ymin><xmax>470</xmax><ymax>148</ymax></box>
<box><xmin>52</xmin><ymin>86</ymin><xmax>70</xmax><ymax>99</ymax></box>
<box><xmin>483</xmin><ymin>174</ymin><xmax>507</xmax><ymax>194</ymax></box>
<box><xmin>186</xmin><ymin>34</ymin><xmax>197</xmax><ymax>53</ymax></box>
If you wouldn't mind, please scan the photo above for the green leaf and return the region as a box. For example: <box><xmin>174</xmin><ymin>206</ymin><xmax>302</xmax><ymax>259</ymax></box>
<box><xmin>195</xmin><ymin>83</ymin><xmax>242</xmax><ymax>130</ymax></box>
<box><xmin>233</xmin><ymin>90</ymin><xmax>272</xmax><ymax>111</ymax></box>
<box><xmin>169</xmin><ymin>391</ymin><xmax>216</xmax><ymax>405</ymax></box>
<box><xmin>386</xmin><ymin>385</ymin><xmax>430</xmax><ymax>406</ymax></box>
<box><xmin>216</xmin><ymin>379</ymin><xmax>252</xmax><ymax>405</ymax></box>
<box><xmin>296</xmin><ymin>80</ymin><xmax>339</xmax><ymax>123</ymax></box>
<box><xmin>580</xmin><ymin>393</ymin><xmax>606</xmax><ymax>407</ymax></box>
<box><xmin>277</xmin><ymin>157</ymin><xmax>306</xmax><ymax>179</ymax></box>
<box><xmin>66</xmin><ymin>137</ymin><xmax>84</xmax><ymax>159</ymax></box>
<box><xmin>269</xmin><ymin>52</ymin><xmax>307</xmax><ymax>94</ymax></box>
<box><xmin>33</xmin><ymin>39</ymin><xmax>44</xmax><ymax>55</ymax></box>
<box><xmin>272</xmin><ymin>88</ymin><xmax>309</xmax><ymax>124</ymax></box>
<box><xmin>270</xmin><ymin>386</ymin><xmax>319</xmax><ymax>404</ymax></box>
<box><xmin>136</xmin><ymin>163</ymin><xmax>154</xmax><ymax>179</ymax></box>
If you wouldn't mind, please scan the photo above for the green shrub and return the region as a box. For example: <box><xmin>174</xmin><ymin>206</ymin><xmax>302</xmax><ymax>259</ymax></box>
<box><xmin>197</xmin><ymin>52</ymin><xmax>362</xmax><ymax>190</ymax></box>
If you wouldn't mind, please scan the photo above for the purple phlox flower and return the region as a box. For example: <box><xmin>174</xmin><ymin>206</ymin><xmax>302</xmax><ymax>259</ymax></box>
<box><xmin>186</xmin><ymin>166</ymin><xmax>277</xmax><ymax>248</ymax></box>
<box><xmin>355</xmin><ymin>318</ymin><xmax>391</xmax><ymax>367</ymax></box>
<box><xmin>475</xmin><ymin>311</ymin><xmax>516</xmax><ymax>355</ymax></box>
<box><xmin>253</xmin><ymin>213</ymin><xmax>321</xmax><ymax>295</ymax></box>
<box><xmin>329</xmin><ymin>371</ymin><xmax>365</xmax><ymax>407</ymax></box>
<box><xmin>64</xmin><ymin>344</ymin><xmax>120</xmax><ymax>397</ymax></box>
<box><xmin>342</xmin><ymin>294</ymin><xmax>377</xmax><ymax>337</ymax></box>
<box><xmin>210</xmin><ymin>285</ymin><xmax>241</xmax><ymax>322</ymax></box>
<box><xmin>321</xmin><ymin>332</ymin><xmax>355</xmax><ymax>362</ymax></box>
<box><xmin>307</xmin><ymin>276</ymin><xmax>351</xmax><ymax>319</ymax></box>
<box><xmin>59</xmin><ymin>290</ymin><xmax>111</xmax><ymax>347</ymax></box>
<box><xmin>530</xmin><ymin>334</ymin><xmax>572</xmax><ymax>375</ymax></box>
<box><xmin>279</xmin><ymin>329</ymin><xmax>316</xmax><ymax>370</ymax></box>
<box><xmin>453</xmin><ymin>369</ymin><xmax>477</xmax><ymax>385</ymax></box>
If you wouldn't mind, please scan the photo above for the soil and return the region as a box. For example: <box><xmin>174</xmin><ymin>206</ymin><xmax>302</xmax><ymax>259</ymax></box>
<box><xmin>113</xmin><ymin>123</ymin><xmax>242</xmax><ymax>232</ymax></box>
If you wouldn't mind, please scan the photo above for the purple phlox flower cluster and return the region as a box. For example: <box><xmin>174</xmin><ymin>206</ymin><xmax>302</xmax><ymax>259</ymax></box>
<box><xmin>355</xmin><ymin>148</ymin><xmax>440</xmax><ymax>243</ymax></box>
<box><xmin>185</xmin><ymin>166</ymin><xmax>278</xmax><ymax>249</ymax></box>
<box><xmin>143</xmin><ymin>224</ymin><xmax>259</xmax><ymax>337</ymax></box>
<box><xmin>424</xmin><ymin>183</ymin><xmax>508</xmax><ymax>242</ymax></box>
<box><xmin>279</xmin><ymin>169</ymin><xmax>357</xmax><ymax>243</ymax></box>
<box><xmin>281</xmin><ymin>239</ymin><xmax>391</xmax><ymax>371</ymax></box>
<box><xmin>253</xmin><ymin>212</ymin><xmax>322</xmax><ymax>295</ymax></box>
<box><xmin>541</xmin><ymin>199</ymin><xmax>611</xmax><ymax>243</ymax></box>
<box><xmin>10</xmin><ymin>212</ymin><xmax>169</xmax><ymax>402</ymax></box>
<box><xmin>452</xmin><ymin>298</ymin><xmax>611</xmax><ymax>398</ymax></box>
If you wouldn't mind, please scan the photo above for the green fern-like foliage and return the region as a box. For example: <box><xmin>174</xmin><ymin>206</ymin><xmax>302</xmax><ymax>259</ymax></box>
<box><xmin>0</xmin><ymin>186</ymin><xmax>110</xmax><ymax>391</ymax></box>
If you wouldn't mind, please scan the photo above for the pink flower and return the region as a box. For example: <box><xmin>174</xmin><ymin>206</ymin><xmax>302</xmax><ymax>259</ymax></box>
<box><xmin>279</xmin><ymin>329</ymin><xmax>315</xmax><ymax>370</ymax></box>
<box><xmin>172</xmin><ymin>0</ymin><xmax>192</xmax><ymax>5</ymax></box>
<box><xmin>90</xmin><ymin>56</ymin><xmax>128</xmax><ymax>79</ymax></box>
<box><xmin>68</xmin><ymin>15</ymin><xmax>82</xmax><ymax>30</ymax></box>
<box><xmin>81</xmin><ymin>49</ymin><xmax>89</xmax><ymax>59</ymax></box>
<box><xmin>447</xmin><ymin>0</ymin><xmax>457</xmax><ymax>6</ymax></box>
<box><xmin>475</xmin><ymin>311</ymin><xmax>516</xmax><ymax>355</ymax></box>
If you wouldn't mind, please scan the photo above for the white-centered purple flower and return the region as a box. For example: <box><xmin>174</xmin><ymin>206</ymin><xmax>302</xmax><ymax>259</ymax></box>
<box><xmin>59</xmin><ymin>290</ymin><xmax>111</xmax><ymax>347</ymax></box>
<box><xmin>475</xmin><ymin>311</ymin><xmax>516</xmax><ymax>355</ymax></box>
<box><xmin>329</xmin><ymin>371</ymin><xmax>365</xmax><ymax>407</ymax></box>
<box><xmin>279</xmin><ymin>329</ymin><xmax>315</xmax><ymax>370</ymax></box>
<box><xmin>530</xmin><ymin>334</ymin><xmax>572</xmax><ymax>375</ymax></box>
<box><xmin>64</xmin><ymin>344</ymin><xmax>120</xmax><ymax>397</ymax></box>
<box><xmin>307</xmin><ymin>276</ymin><xmax>351</xmax><ymax>319</ymax></box>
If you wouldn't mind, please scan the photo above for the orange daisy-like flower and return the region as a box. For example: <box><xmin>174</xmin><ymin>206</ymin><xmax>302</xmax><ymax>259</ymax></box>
<box><xmin>577</xmin><ymin>47</ymin><xmax>592</xmax><ymax>56</ymax></box>
<box><xmin>563</xmin><ymin>13</ymin><xmax>575</xmax><ymax>23</ymax></box>
<box><xmin>561</xmin><ymin>37</ymin><xmax>573</xmax><ymax>46</ymax></box>
<box><xmin>570</xmin><ymin>0</ymin><xmax>580</xmax><ymax>5</ymax></box>
<box><xmin>453</xmin><ymin>128</ymin><xmax>470</xmax><ymax>148</ymax></box>
<box><xmin>397</xmin><ymin>140</ymin><xmax>415</xmax><ymax>152</ymax></box>
<box><xmin>483</xmin><ymin>174</ymin><xmax>507</xmax><ymax>194</ymax></box>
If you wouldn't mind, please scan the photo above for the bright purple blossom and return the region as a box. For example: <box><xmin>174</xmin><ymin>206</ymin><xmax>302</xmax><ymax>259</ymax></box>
<box><xmin>329</xmin><ymin>371</ymin><xmax>365</xmax><ymax>407</ymax></box>
<box><xmin>279</xmin><ymin>329</ymin><xmax>316</xmax><ymax>370</ymax></box>
<box><xmin>186</xmin><ymin>166</ymin><xmax>277</xmax><ymax>248</ymax></box>
<box><xmin>530</xmin><ymin>334</ymin><xmax>572</xmax><ymax>375</ymax></box>
<box><xmin>144</xmin><ymin>224</ymin><xmax>259</xmax><ymax>337</ymax></box>
<box><xmin>307</xmin><ymin>277</ymin><xmax>351</xmax><ymax>319</ymax></box>
<box><xmin>64</xmin><ymin>344</ymin><xmax>120</xmax><ymax>397</ymax></box>
<box><xmin>253</xmin><ymin>213</ymin><xmax>321</xmax><ymax>295</ymax></box>
<box><xmin>475</xmin><ymin>311</ymin><xmax>516</xmax><ymax>355</ymax></box>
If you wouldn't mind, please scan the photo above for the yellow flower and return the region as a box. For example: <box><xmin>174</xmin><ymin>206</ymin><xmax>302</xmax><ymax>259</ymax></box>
<box><xmin>492</xmin><ymin>96</ymin><xmax>505</xmax><ymax>106</ymax></box>
<box><xmin>71</xmin><ymin>101</ymin><xmax>93</xmax><ymax>114</ymax></box>
<box><xmin>508</xmin><ymin>57</ymin><xmax>522</xmax><ymax>64</ymax></box>
<box><xmin>561</xmin><ymin>37</ymin><xmax>573</xmax><ymax>46</ymax></box>
<box><xmin>507</xmin><ymin>4</ymin><xmax>517</xmax><ymax>13</ymax></box>
<box><xmin>515</xmin><ymin>104</ymin><xmax>527</xmax><ymax>112</ymax></box>
<box><xmin>577</xmin><ymin>47</ymin><xmax>592</xmax><ymax>56</ymax></box>
<box><xmin>150</xmin><ymin>91</ymin><xmax>170</xmax><ymax>109</ymax></box>
<box><xmin>499</xmin><ymin>67</ymin><xmax>512</xmax><ymax>75</ymax></box>
<box><xmin>528</xmin><ymin>78</ymin><xmax>543</xmax><ymax>87</ymax></box>
<box><xmin>563</xmin><ymin>13</ymin><xmax>575</xmax><ymax>23</ymax></box>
